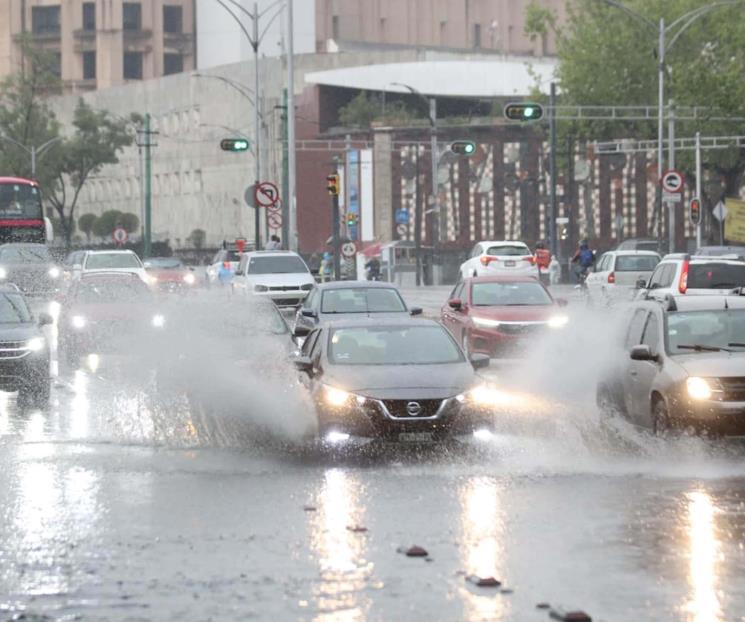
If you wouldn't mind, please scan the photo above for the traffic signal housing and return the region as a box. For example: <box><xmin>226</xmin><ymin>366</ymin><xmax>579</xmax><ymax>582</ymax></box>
<box><xmin>450</xmin><ymin>141</ymin><xmax>476</xmax><ymax>156</ymax></box>
<box><xmin>504</xmin><ymin>102</ymin><xmax>544</xmax><ymax>121</ymax></box>
<box><xmin>220</xmin><ymin>138</ymin><xmax>249</xmax><ymax>152</ymax></box>
<box><xmin>690</xmin><ymin>197</ymin><xmax>702</xmax><ymax>225</ymax></box>
<box><xmin>346</xmin><ymin>213</ymin><xmax>358</xmax><ymax>227</ymax></box>
<box><xmin>326</xmin><ymin>174</ymin><xmax>340</xmax><ymax>196</ymax></box>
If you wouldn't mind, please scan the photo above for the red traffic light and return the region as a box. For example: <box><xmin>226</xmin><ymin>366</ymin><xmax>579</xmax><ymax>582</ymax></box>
<box><xmin>326</xmin><ymin>174</ymin><xmax>340</xmax><ymax>196</ymax></box>
<box><xmin>690</xmin><ymin>197</ymin><xmax>702</xmax><ymax>225</ymax></box>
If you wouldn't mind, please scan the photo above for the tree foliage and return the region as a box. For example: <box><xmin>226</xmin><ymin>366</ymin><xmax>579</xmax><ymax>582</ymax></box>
<box><xmin>338</xmin><ymin>91</ymin><xmax>420</xmax><ymax>128</ymax></box>
<box><xmin>188</xmin><ymin>228</ymin><xmax>206</xmax><ymax>249</ymax></box>
<box><xmin>78</xmin><ymin>213</ymin><xmax>97</xmax><ymax>241</ymax></box>
<box><xmin>524</xmin><ymin>0</ymin><xmax>556</xmax><ymax>42</ymax></box>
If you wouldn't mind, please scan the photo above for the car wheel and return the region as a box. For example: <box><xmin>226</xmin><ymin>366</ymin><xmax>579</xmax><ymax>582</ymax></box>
<box><xmin>652</xmin><ymin>397</ymin><xmax>672</xmax><ymax>437</ymax></box>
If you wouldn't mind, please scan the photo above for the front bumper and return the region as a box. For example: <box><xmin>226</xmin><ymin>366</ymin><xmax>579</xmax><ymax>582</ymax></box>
<box><xmin>468</xmin><ymin>324</ymin><xmax>548</xmax><ymax>357</ymax></box>
<box><xmin>671</xmin><ymin>396</ymin><xmax>745</xmax><ymax>436</ymax></box>
<box><xmin>0</xmin><ymin>352</ymin><xmax>49</xmax><ymax>391</ymax></box>
<box><xmin>253</xmin><ymin>288</ymin><xmax>310</xmax><ymax>307</ymax></box>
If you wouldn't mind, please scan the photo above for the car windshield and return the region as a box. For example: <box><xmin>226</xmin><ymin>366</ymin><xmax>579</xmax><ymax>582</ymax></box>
<box><xmin>486</xmin><ymin>245</ymin><xmax>529</xmax><ymax>256</ymax></box>
<box><xmin>688</xmin><ymin>263</ymin><xmax>745</xmax><ymax>289</ymax></box>
<box><xmin>329</xmin><ymin>325</ymin><xmax>463</xmax><ymax>365</ymax></box>
<box><xmin>615</xmin><ymin>255</ymin><xmax>660</xmax><ymax>271</ymax></box>
<box><xmin>471</xmin><ymin>281</ymin><xmax>552</xmax><ymax>306</ymax></box>
<box><xmin>0</xmin><ymin>293</ymin><xmax>32</xmax><ymax>323</ymax></box>
<box><xmin>144</xmin><ymin>258</ymin><xmax>184</xmax><ymax>269</ymax></box>
<box><xmin>247</xmin><ymin>255</ymin><xmax>308</xmax><ymax>274</ymax></box>
<box><xmin>85</xmin><ymin>253</ymin><xmax>142</xmax><ymax>270</ymax></box>
<box><xmin>668</xmin><ymin>310</ymin><xmax>745</xmax><ymax>354</ymax></box>
<box><xmin>0</xmin><ymin>245</ymin><xmax>53</xmax><ymax>264</ymax></box>
<box><xmin>0</xmin><ymin>183</ymin><xmax>43</xmax><ymax>219</ymax></box>
<box><xmin>321</xmin><ymin>288</ymin><xmax>406</xmax><ymax>313</ymax></box>
<box><xmin>76</xmin><ymin>278</ymin><xmax>152</xmax><ymax>303</ymax></box>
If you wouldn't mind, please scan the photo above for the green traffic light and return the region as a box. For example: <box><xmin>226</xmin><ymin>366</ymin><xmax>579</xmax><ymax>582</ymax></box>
<box><xmin>220</xmin><ymin>138</ymin><xmax>250</xmax><ymax>152</ymax></box>
<box><xmin>504</xmin><ymin>102</ymin><xmax>544</xmax><ymax>121</ymax></box>
<box><xmin>450</xmin><ymin>141</ymin><xmax>477</xmax><ymax>156</ymax></box>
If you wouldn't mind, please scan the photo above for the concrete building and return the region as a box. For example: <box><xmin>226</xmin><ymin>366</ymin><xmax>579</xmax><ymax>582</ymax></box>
<box><xmin>0</xmin><ymin>0</ymin><xmax>196</xmax><ymax>91</ymax></box>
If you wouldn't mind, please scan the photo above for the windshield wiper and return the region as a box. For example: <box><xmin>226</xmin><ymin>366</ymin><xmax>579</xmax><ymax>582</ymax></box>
<box><xmin>727</xmin><ymin>343</ymin><xmax>745</xmax><ymax>349</ymax></box>
<box><xmin>677</xmin><ymin>344</ymin><xmax>733</xmax><ymax>352</ymax></box>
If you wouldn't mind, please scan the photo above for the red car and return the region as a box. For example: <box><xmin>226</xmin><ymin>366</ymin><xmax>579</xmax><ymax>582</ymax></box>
<box><xmin>440</xmin><ymin>275</ymin><xmax>569</xmax><ymax>357</ymax></box>
<box><xmin>144</xmin><ymin>257</ymin><xmax>197</xmax><ymax>292</ymax></box>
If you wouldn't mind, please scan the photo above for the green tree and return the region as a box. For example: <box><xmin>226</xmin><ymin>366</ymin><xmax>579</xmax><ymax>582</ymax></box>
<box><xmin>120</xmin><ymin>212</ymin><xmax>139</xmax><ymax>233</ymax></box>
<box><xmin>339</xmin><ymin>92</ymin><xmax>382</xmax><ymax>128</ymax></box>
<box><xmin>92</xmin><ymin>209</ymin><xmax>122</xmax><ymax>239</ymax></box>
<box><xmin>188</xmin><ymin>228</ymin><xmax>206</xmax><ymax>249</ymax></box>
<box><xmin>524</xmin><ymin>0</ymin><xmax>556</xmax><ymax>43</ymax></box>
<box><xmin>78</xmin><ymin>213</ymin><xmax>97</xmax><ymax>242</ymax></box>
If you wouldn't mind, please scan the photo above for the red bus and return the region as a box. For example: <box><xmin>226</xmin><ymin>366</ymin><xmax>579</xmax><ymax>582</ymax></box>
<box><xmin>0</xmin><ymin>176</ymin><xmax>50</xmax><ymax>244</ymax></box>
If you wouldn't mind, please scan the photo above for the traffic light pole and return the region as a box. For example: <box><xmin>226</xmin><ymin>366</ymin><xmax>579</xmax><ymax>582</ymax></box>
<box><xmin>331</xmin><ymin>192</ymin><xmax>341</xmax><ymax>281</ymax></box>
<box><xmin>549</xmin><ymin>83</ymin><xmax>558</xmax><ymax>258</ymax></box>
<box><xmin>695</xmin><ymin>131</ymin><xmax>702</xmax><ymax>249</ymax></box>
<box><xmin>144</xmin><ymin>113</ymin><xmax>152</xmax><ymax>258</ymax></box>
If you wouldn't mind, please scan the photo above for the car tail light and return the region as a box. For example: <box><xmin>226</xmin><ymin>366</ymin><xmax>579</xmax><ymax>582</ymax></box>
<box><xmin>679</xmin><ymin>260</ymin><xmax>689</xmax><ymax>294</ymax></box>
<box><xmin>608</xmin><ymin>272</ymin><xmax>615</xmax><ymax>284</ymax></box>
<box><xmin>522</xmin><ymin>256</ymin><xmax>536</xmax><ymax>264</ymax></box>
<box><xmin>480</xmin><ymin>256</ymin><xmax>495</xmax><ymax>266</ymax></box>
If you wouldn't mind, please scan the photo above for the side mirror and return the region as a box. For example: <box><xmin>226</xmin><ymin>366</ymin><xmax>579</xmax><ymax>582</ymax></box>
<box><xmin>470</xmin><ymin>353</ymin><xmax>490</xmax><ymax>369</ymax></box>
<box><xmin>630</xmin><ymin>344</ymin><xmax>656</xmax><ymax>362</ymax></box>
<box><xmin>38</xmin><ymin>312</ymin><xmax>53</xmax><ymax>326</ymax></box>
<box><xmin>448</xmin><ymin>298</ymin><xmax>462</xmax><ymax>311</ymax></box>
<box><xmin>293</xmin><ymin>356</ymin><xmax>314</xmax><ymax>373</ymax></box>
<box><xmin>293</xmin><ymin>324</ymin><xmax>311</xmax><ymax>338</ymax></box>
<box><xmin>555</xmin><ymin>298</ymin><xmax>568</xmax><ymax>308</ymax></box>
<box><xmin>301</xmin><ymin>309</ymin><xmax>317</xmax><ymax>318</ymax></box>
<box><xmin>635</xmin><ymin>278</ymin><xmax>647</xmax><ymax>289</ymax></box>
<box><xmin>409</xmin><ymin>307</ymin><xmax>423</xmax><ymax>316</ymax></box>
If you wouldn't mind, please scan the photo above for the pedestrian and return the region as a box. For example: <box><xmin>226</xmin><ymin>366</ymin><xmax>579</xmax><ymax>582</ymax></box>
<box><xmin>320</xmin><ymin>252</ymin><xmax>333</xmax><ymax>282</ymax></box>
<box><xmin>534</xmin><ymin>241</ymin><xmax>551</xmax><ymax>284</ymax></box>
<box><xmin>308</xmin><ymin>252</ymin><xmax>321</xmax><ymax>280</ymax></box>
<box><xmin>365</xmin><ymin>256</ymin><xmax>381</xmax><ymax>281</ymax></box>
<box><xmin>265</xmin><ymin>235</ymin><xmax>282</xmax><ymax>250</ymax></box>
<box><xmin>571</xmin><ymin>239</ymin><xmax>595</xmax><ymax>283</ymax></box>
<box><xmin>218</xmin><ymin>261</ymin><xmax>234</xmax><ymax>296</ymax></box>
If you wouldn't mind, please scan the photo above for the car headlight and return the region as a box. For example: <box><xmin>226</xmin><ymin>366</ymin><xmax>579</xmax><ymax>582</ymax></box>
<box><xmin>686</xmin><ymin>377</ymin><xmax>721</xmax><ymax>401</ymax></box>
<box><xmin>146</xmin><ymin>274</ymin><xmax>158</xmax><ymax>285</ymax></box>
<box><xmin>458</xmin><ymin>383</ymin><xmax>515</xmax><ymax>407</ymax></box>
<box><xmin>547</xmin><ymin>315</ymin><xmax>569</xmax><ymax>329</ymax></box>
<box><xmin>472</xmin><ymin>316</ymin><xmax>501</xmax><ymax>328</ymax></box>
<box><xmin>25</xmin><ymin>337</ymin><xmax>45</xmax><ymax>352</ymax></box>
<box><xmin>254</xmin><ymin>284</ymin><xmax>269</xmax><ymax>292</ymax></box>
<box><xmin>48</xmin><ymin>266</ymin><xmax>61</xmax><ymax>279</ymax></box>
<box><xmin>183</xmin><ymin>273</ymin><xmax>196</xmax><ymax>285</ymax></box>
<box><xmin>71</xmin><ymin>315</ymin><xmax>87</xmax><ymax>329</ymax></box>
<box><xmin>321</xmin><ymin>384</ymin><xmax>366</xmax><ymax>408</ymax></box>
<box><xmin>300</xmin><ymin>283</ymin><xmax>314</xmax><ymax>291</ymax></box>
<box><xmin>0</xmin><ymin>267</ymin><xmax>6</xmax><ymax>280</ymax></box>
<box><xmin>152</xmin><ymin>314</ymin><xmax>166</xmax><ymax>328</ymax></box>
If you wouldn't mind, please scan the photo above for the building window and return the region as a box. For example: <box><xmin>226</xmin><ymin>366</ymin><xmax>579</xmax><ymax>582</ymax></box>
<box><xmin>123</xmin><ymin>3</ymin><xmax>142</xmax><ymax>31</ymax></box>
<box><xmin>332</xmin><ymin>15</ymin><xmax>339</xmax><ymax>40</ymax></box>
<box><xmin>163</xmin><ymin>5</ymin><xmax>183</xmax><ymax>34</ymax></box>
<box><xmin>473</xmin><ymin>23</ymin><xmax>482</xmax><ymax>48</ymax></box>
<box><xmin>123</xmin><ymin>51</ymin><xmax>143</xmax><ymax>79</ymax></box>
<box><xmin>163</xmin><ymin>53</ymin><xmax>183</xmax><ymax>75</ymax></box>
<box><xmin>50</xmin><ymin>53</ymin><xmax>62</xmax><ymax>77</ymax></box>
<box><xmin>83</xmin><ymin>51</ymin><xmax>96</xmax><ymax>80</ymax></box>
<box><xmin>82</xmin><ymin>3</ymin><xmax>96</xmax><ymax>30</ymax></box>
<box><xmin>32</xmin><ymin>6</ymin><xmax>61</xmax><ymax>35</ymax></box>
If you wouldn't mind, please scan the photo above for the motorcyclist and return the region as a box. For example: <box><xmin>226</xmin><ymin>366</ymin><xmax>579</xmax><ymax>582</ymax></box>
<box><xmin>571</xmin><ymin>239</ymin><xmax>595</xmax><ymax>282</ymax></box>
<box><xmin>365</xmin><ymin>256</ymin><xmax>381</xmax><ymax>281</ymax></box>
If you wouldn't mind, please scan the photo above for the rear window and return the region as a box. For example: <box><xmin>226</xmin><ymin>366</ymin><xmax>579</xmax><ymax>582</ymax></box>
<box><xmin>247</xmin><ymin>255</ymin><xmax>308</xmax><ymax>275</ymax></box>
<box><xmin>321</xmin><ymin>288</ymin><xmax>406</xmax><ymax>313</ymax></box>
<box><xmin>471</xmin><ymin>281</ymin><xmax>552</xmax><ymax>306</ymax></box>
<box><xmin>688</xmin><ymin>263</ymin><xmax>745</xmax><ymax>289</ymax></box>
<box><xmin>486</xmin><ymin>245</ymin><xmax>530</xmax><ymax>256</ymax></box>
<box><xmin>85</xmin><ymin>253</ymin><xmax>142</xmax><ymax>270</ymax></box>
<box><xmin>615</xmin><ymin>255</ymin><xmax>660</xmax><ymax>271</ymax></box>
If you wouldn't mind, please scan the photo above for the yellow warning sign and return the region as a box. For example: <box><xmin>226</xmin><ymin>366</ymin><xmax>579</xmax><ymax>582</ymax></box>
<box><xmin>725</xmin><ymin>198</ymin><xmax>745</xmax><ymax>243</ymax></box>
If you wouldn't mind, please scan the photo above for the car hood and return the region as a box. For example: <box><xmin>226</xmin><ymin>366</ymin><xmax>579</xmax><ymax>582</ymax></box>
<box><xmin>323</xmin><ymin>362</ymin><xmax>476</xmax><ymax>399</ymax></box>
<box><xmin>674</xmin><ymin>352</ymin><xmax>745</xmax><ymax>377</ymax></box>
<box><xmin>245</xmin><ymin>273</ymin><xmax>314</xmax><ymax>287</ymax></box>
<box><xmin>467</xmin><ymin>304</ymin><xmax>559</xmax><ymax>322</ymax></box>
<box><xmin>148</xmin><ymin>268</ymin><xmax>188</xmax><ymax>281</ymax></box>
<box><xmin>67</xmin><ymin>302</ymin><xmax>156</xmax><ymax>321</ymax></box>
<box><xmin>0</xmin><ymin>323</ymin><xmax>42</xmax><ymax>341</ymax></box>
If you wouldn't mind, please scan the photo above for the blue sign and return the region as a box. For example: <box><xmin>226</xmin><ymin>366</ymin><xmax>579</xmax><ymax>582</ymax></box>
<box><xmin>395</xmin><ymin>209</ymin><xmax>410</xmax><ymax>225</ymax></box>
<box><xmin>347</xmin><ymin>150</ymin><xmax>360</xmax><ymax>241</ymax></box>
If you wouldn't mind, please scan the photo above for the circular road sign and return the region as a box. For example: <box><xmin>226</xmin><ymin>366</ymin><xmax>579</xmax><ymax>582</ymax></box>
<box><xmin>254</xmin><ymin>181</ymin><xmax>280</xmax><ymax>208</ymax></box>
<box><xmin>113</xmin><ymin>227</ymin><xmax>128</xmax><ymax>244</ymax></box>
<box><xmin>341</xmin><ymin>241</ymin><xmax>357</xmax><ymax>258</ymax></box>
<box><xmin>244</xmin><ymin>184</ymin><xmax>256</xmax><ymax>207</ymax></box>
<box><xmin>661</xmin><ymin>169</ymin><xmax>684</xmax><ymax>193</ymax></box>
<box><xmin>267</xmin><ymin>212</ymin><xmax>283</xmax><ymax>230</ymax></box>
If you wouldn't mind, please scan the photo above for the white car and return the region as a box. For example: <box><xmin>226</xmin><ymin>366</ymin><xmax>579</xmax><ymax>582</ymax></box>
<box><xmin>459</xmin><ymin>240</ymin><xmax>539</xmax><ymax>279</ymax></box>
<box><xmin>232</xmin><ymin>250</ymin><xmax>315</xmax><ymax>307</ymax></box>
<box><xmin>637</xmin><ymin>254</ymin><xmax>745</xmax><ymax>301</ymax></box>
<box><xmin>74</xmin><ymin>250</ymin><xmax>148</xmax><ymax>283</ymax></box>
<box><xmin>205</xmin><ymin>248</ymin><xmax>244</xmax><ymax>286</ymax></box>
<box><xmin>585</xmin><ymin>250</ymin><xmax>661</xmax><ymax>303</ymax></box>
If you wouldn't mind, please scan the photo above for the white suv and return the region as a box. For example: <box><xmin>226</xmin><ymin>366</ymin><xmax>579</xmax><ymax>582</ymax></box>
<box><xmin>459</xmin><ymin>240</ymin><xmax>538</xmax><ymax>279</ymax></box>
<box><xmin>637</xmin><ymin>254</ymin><xmax>745</xmax><ymax>301</ymax></box>
<box><xmin>75</xmin><ymin>250</ymin><xmax>148</xmax><ymax>283</ymax></box>
<box><xmin>232</xmin><ymin>250</ymin><xmax>315</xmax><ymax>307</ymax></box>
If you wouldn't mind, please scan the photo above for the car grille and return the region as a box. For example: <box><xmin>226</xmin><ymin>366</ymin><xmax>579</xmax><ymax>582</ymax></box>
<box><xmin>497</xmin><ymin>323</ymin><xmax>546</xmax><ymax>336</ymax></box>
<box><xmin>0</xmin><ymin>341</ymin><xmax>30</xmax><ymax>359</ymax></box>
<box><xmin>719</xmin><ymin>377</ymin><xmax>745</xmax><ymax>401</ymax></box>
<box><xmin>378</xmin><ymin>399</ymin><xmax>444</xmax><ymax>419</ymax></box>
<box><xmin>269</xmin><ymin>286</ymin><xmax>300</xmax><ymax>291</ymax></box>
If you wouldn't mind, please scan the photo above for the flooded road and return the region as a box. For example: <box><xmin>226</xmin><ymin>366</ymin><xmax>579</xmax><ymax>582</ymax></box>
<box><xmin>1</xmin><ymin>290</ymin><xmax>745</xmax><ymax>621</ymax></box>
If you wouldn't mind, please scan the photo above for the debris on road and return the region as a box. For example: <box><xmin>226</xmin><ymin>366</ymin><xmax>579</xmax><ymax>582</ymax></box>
<box><xmin>536</xmin><ymin>603</ymin><xmax>551</xmax><ymax>609</ymax></box>
<box><xmin>346</xmin><ymin>525</ymin><xmax>368</xmax><ymax>533</ymax></box>
<box><xmin>549</xmin><ymin>608</ymin><xmax>592</xmax><ymax>622</ymax></box>
<box><xmin>466</xmin><ymin>575</ymin><xmax>501</xmax><ymax>587</ymax></box>
<box><xmin>303</xmin><ymin>505</ymin><xmax>317</xmax><ymax>512</ymax></box>
<box><xmin>398</xmin><ymin>545</ymin><xmax>428</xmax><ymax>557</ymax></box>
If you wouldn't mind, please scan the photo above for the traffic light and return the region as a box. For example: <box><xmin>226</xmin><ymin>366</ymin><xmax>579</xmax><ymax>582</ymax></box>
<box><xmin>346</xmin><ymin>213</ymin><xmax>358</xmax><ymax>227</ymax></box>
<box><xmin>220</xmin><ymin>138</ymin><xmax>249</xmax><ymax>152</ymax></box>
<box><xmin>504</xmin><ymin>102</ymin><xmax>544</xmax><ymax>121</ymax></box>
<box><xmin>690</xmin><ymin>197</ymin><xmax>702</xmax><ymax>225</ymax></box>
<box><xmin>326</xmin><ymin>174</ymin><xmax>340</xmax><ymax>196</ymax></box>
<box><xmin>450</xmin><ymin>141</ymin><xmax>476</xmax><ymax>156</ymax></box>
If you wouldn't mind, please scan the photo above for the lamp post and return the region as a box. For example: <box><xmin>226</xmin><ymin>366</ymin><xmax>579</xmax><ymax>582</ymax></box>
<box><xmin>0</xmin><ymin>135</ymin><xmax>62</xmax><ymax>177</ymax></box>
<box><xmin>598</xmin><ymin>0</ymin><xmax>745</xmax><ymax>252</ymax></box>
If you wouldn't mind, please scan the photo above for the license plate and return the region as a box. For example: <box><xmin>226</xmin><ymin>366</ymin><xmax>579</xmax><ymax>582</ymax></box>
<box><xmin>504</xmin><ymin>260</ymin><xmax>516</xmax><ymax>267</ymax></box>
<box><xmin>398</xmin><ymin>432</ymin><xmax>434</xmax><ymax>443</ymax></box>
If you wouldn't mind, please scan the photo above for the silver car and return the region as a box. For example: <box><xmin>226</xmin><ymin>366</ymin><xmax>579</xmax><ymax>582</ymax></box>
<box><xmin>598</xmin><ymin>294</ymin><xmax>745</xmax><ymax>436</ymax></box>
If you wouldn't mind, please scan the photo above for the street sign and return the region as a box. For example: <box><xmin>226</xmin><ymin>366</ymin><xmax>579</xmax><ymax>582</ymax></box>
<box><xmin>395</xmin><ymin>209</ymin><xmax>410</xmax><ymax>225</ymax></box>
<box><xmin>267</xmin><ymin>212</ymin><xmax>283</xmax><ymax>230</ymax></box>
<box><xmin>574</xmin><ymin>160</ymin><xmax>590</xmax><ymax>182</ymax></box>
<box><xmin>713</xmin><ymin>201</ymin><xmax>728</xmax><ymax>222</ymax></box>
<box><xmin>689</xmin><ymin>197</ymin><xmax>702</xmax><ymax>225</ymax></box>
<box><xmin>244</xmin><ymin>184</ymin><xmax>256</xmax><ymax>207</ymax></box>
<box><xmin>341</xmin><ymin>241</ymin><xmax>356</xmax><ymax>258</ymax></box>
<box><xmin>112</xmin><ymin>227</ymin><xmax>128</xmax><ymax>244</ymax></box>
<box><xmin>254</xmin><ymin>181</ymin><xmax>279</xmax><ymax>208</ymax></box>
<box><xmin>662</xmin><ymin>191</ymin><xmax>682</xmax><ymax>203</ymax></box>
<box><xmin>661</xmin><ymin>169</ymin><xmax>684</xmax><ymax>193</ymax></box>
<box><xmin>556</xmin><ymin>217</ymin><xmax>569</xmax><ymax>225</ymax></box>
<box><xmin>396</xmin><ymin>224</ymin><xmax>408</xmax><ymax>236</ymax></box>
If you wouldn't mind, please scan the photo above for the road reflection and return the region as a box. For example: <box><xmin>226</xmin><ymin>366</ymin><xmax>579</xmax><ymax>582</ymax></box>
<box><xmin>308</xmin><ymin>468</ymin><xmax>372</xmax><ymax>621</ymax></box>
<box><xmin>684</xmin><ymin>490</ymin><xmax>722</xmax><ymax>622</ymax></box>
<box><xmin>458</xmin><ymin>476</ymin><xmax>508</xmax><ymax>621</ymax></box>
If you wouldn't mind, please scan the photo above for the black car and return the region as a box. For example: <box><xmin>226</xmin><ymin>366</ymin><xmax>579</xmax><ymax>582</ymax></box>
<box><xmin>0</xmin><ymin>285</ymin><xmax>52</xmax><ymax>407</ymax></box>
<box><xmin>0</xmin><ymin>243</ymin><xmax>62</xmax><ymax>301</ymax></box>
<box><xmin>294</xmin><ymin>281</ymin><xmax>422</xmax><ymax>335</ymax></box>
<box><xmin>293</xmin><ymin>318</ymin><xmax>493</xmax><ymax>444</ymax></box>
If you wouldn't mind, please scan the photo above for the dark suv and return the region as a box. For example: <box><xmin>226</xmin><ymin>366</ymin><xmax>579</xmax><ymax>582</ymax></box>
<box><xmin>0</xmin><ymin>285</ymin><xmax>52</xmax><ymax>407</ymax></box>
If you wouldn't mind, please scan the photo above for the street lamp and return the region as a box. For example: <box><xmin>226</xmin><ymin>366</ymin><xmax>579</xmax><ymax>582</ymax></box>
<box><xmin>0</xmin><ymin>135</ymin><xmax>62</xmax><ymax>177</ymax></box>
<box><xmin>598</xmin><ymin>0</ymin><xmax>745</xmax><ymax>252</ymax></box>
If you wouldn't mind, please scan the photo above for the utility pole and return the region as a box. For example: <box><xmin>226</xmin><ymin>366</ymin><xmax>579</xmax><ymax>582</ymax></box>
<box><xmin>549</xmin><ymin>82</ymin><xmax>558</xmax><ymax>258</ymax></box>
<box><xmin>414</xmin><ymin>146</ymin><xmax>422</xmax><ymax>287</ymax></box>
<box><xmin>667</xmin><ymin>101</ymin><xmax>676</xmax><ymax>253</ymax></box>
<box><xmin>695</xmin><ymin>131</ymin><xmax>702</xmax><ymax>249</ymax></box>
<box><xmin>286</xmin><ymin>0</ymin><xmax>298</xmax><ymax>252</ymax></box>
<box><xmin>429</xmin><ymin>97</ymin><xmax>439</xmax><ymax>283</ymax></box>
<box><xmin>656</xmin><ymin>17</ymin><xmax>665</xmax><ymax>245</ymax></box>
<box><xmin>136</xmin><ymin>114</ymin><xmax>157</xmax><ymax>258</ymax></box>
<box><xmin>251</xmin><ymin>2</ymin><xmax>261</xmax><ymax>251</ymax></box>
<box><xmin>281</xmin><ymin>89</ymin><xmax>289</xmax><ymax>248</ymax></box>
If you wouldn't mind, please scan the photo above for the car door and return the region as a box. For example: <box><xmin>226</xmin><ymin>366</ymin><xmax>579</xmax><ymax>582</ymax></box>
<box><xmin>463</xmin><ymin>244</ymin><xmax>482</xmax><ymax>276</ymax></box>
<box><xmin>441</xmin><ymin>281</ymin><xmax>466</xmax><ymax>339</ymax></box>
<box><xmin>295</xmin><ymin>287</ymin><xmax>319</xmax><ymax>330</ymax></box>
<box><xmin>629</xmin><ymin>310</ymin><xmax>663</xmax><ymax>427</ymax></box>
<box><xmin>646</xmin><ymin>263</ymin><xmax>676</xmax><ymax>300</ymax></box>
<box><xmin>587</xmin><ymin>253</ymin><xmax>610</xmax><ymax>293</ymax></box>
<box><xmin>232</xmin><ymin>255</ymin><xmax>249</xmax><ymax>292</ymax></box>
<box><xmin>297</xmin><ymin>328</ymin><xmax>321</xmax><ymax>390</ymax></box>
<box><xmin>621</xmin><ymin>309</ymin><xmax>650</xmax><ymax>417</ymax></box>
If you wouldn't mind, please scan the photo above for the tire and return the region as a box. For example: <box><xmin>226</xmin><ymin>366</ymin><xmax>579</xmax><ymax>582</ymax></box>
<box><xmin>652</xmin><ymin>397</ymin><xmax>672</xmax><ymax>437</ymax></box>
<box><xmin>18</xmin><ymin>378</ymin><xmax>50</xmax><ymax>409</ymax></box>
